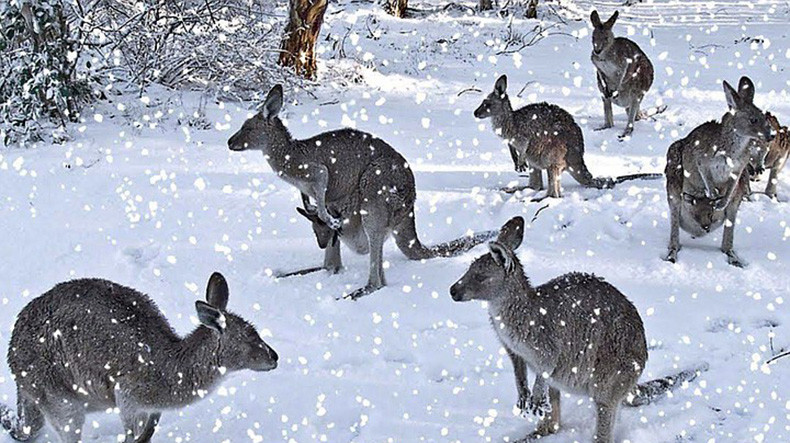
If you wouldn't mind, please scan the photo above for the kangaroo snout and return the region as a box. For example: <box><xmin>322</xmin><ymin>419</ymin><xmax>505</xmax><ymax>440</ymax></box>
<box><xmin>266</xmin><ymin>343</ymin><xmax>279</xmax><ymax>363</ymax></box>
<box><xmin>264</xmin><ymin>344</ymin><xmax>279</xmax><ymax>370</ymax></box>
<box><xmin>450</xmin><ymin>282</ymin><xmax>465</xmax><ymax>301</ymax></box>
<box><xmin>227</xmin><ymin>134</ymin><xmax>245</xmax><ymax>151</ymax></box>
<box><xmin>253</xmin><ymin>343</ymin><xmax>279</xmax><ymax>372</ymax></box>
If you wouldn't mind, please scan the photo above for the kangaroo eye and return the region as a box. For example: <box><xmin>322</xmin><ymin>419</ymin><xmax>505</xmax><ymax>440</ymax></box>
<box><xmin>475</xmin><ymin>274</ymin><xmax>488</xmax><ymax>283</ymax></box>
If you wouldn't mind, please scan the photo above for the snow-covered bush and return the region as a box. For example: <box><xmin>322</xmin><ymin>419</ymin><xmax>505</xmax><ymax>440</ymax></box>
<box><xmin>82</xmin><ymin>0</ymin><xmax>289</xmax><ymax>100</ymax></box>
<box><xmin>0</xmin><ymin>0</ymin><xmax>293</xmax><ymax>145</ymax></box>
<box><xmin>0</xmin><ymin>0</ymin><xmax>92</xmax><ymax>145</ymax></box>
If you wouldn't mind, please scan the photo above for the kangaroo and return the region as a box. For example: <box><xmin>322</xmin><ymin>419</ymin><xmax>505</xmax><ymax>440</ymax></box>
<box><xmin>749</xmin><ymin>112</ymin><xmax>790</xmax><ymax>198</ymax></box>
<box><xmin>590</xmin><ymin>10</ymin><xmax>654</xmax><ymax>138</ymax></box>
<box><xmin>664</xmin><ymin>76</ymin><xmax>773</xmax><ymax>267</ymax></box>
<box><xmin>229</xmin><ymin>85</ymin><xmax>497</xmax><ymax>299</ymax></box>
<box><xmin>475</xmin><ymin>74</ymin><xmax>661</xmax><ymax>199</ymax></box>
<box><xmin>450</xmin><ymin>216</ymin><xmax>708</xmax><ymax>443</ymax></box>
<box><xmin>0</xmin><ymin>273</ymin><xmax>277</xmax><ymax>443</ymax></box>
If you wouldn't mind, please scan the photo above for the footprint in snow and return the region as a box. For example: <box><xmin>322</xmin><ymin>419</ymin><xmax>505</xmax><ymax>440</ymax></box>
<box><xmin>121</xmin><ymin>242</ymin><xmax>161</xmax><ymax>268</ymax></box>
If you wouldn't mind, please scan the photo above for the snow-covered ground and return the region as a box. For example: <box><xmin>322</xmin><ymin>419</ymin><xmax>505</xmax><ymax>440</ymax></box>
<box><xmin>2</xmin><ymin>0</ymin><xmax>790</xmax><ymax>441</ymax></box>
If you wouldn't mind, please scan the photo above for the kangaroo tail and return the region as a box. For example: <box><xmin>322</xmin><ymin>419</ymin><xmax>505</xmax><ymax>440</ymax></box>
<box><xmin>393</xmin><ymin>213</ymin><xmax>498</xmax><ymax>260</ymax></box>
<box><xmin>613</xmin><ymin>173</ymin><xmax>664</xmax><ymax>185</ymax></box>
<box><xmin>623</xmin><ymin>362</ymin><xmax>710</xmax><ymax>407</ymax></box>
<box><xmin>1</xmin><ymin>398</ymin><xmax>43</xmax><ymax>441</ymax></box>
<box><xmin>566</xmin><ymin>154</ymin><xmax>615</xmax><ymax>189</ymax></box>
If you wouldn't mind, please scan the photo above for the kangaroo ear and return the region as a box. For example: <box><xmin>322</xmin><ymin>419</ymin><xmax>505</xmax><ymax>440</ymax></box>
<box><xmin>489</xmin><ymin>242</ymin><xmax>515</xmax><ymax>273</ymax></box>
<box><xmin>195</xmin><ymin>301</ymin><xmax>226</xmax><ymax>333</ymax></box>
<box><xmin>604</xmin><ymin>11</ymin><xmax>619</xmax><ymax>29</ymax></box>
<box><xmin>494</xmin><ymin>75</ymin><xmax>508</xmax><ymax>97</ymax></box>
<box><xmin>590</xmin><ymin>10</ymin><xmax>602</xmax><ymax>28</ymax></box>
<box><xmin>496</xmin><ymin>216</ymin><xmax>525</xmax><ymax>250</ymax></box>
<box><xmin>262</xmin><ymin>85</ymin><xmax>283</xmax><ymax>120</ymax></box>
<box><xmin>723</xmin><ymin>80</ymin><xmax>742</xmax><ymax>110</ymax></box>
<box><xmin>206</xmin><ymin>272</ymin><xmax>229</xmax><ymax>311</ymax></box>
<box><xmin>737</xmin><ymin>76</ymin><xmax>755</xmax><ymax>104</ymax></box>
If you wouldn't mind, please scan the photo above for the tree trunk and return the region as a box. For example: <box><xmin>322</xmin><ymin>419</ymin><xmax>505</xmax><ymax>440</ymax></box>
<box><xmin>279</xmin><ymin>0</ymin><xmax>328</xmax><ymax>80</ymax></box>
<box><xmin>525</xmin><ymin>0</ymin><xmax>539</xmax><ymax>19</ymax></box>
<box><xmin>479</xmin><ymin>0</ymin><xmax>493</xmax><ymax>11</ymax></box>
<box><xmin>385</xmin><ymin>0</ymin><xmax>408</xmax><ymax>18</ymax></box>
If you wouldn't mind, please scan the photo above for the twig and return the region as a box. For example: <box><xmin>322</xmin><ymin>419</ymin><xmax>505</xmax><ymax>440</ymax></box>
<box><xmin>766</xmin><ymin>350</ymin><xmax>790</xmax><ymax>365</ymax></box>
<box><xmin>442</xmin><ymin>3</ymin><xmax>476</xmax><ymax>15</ymax></box>
<box><xmin>531</xmin><ymin>204</ymin><xmax>550</xmax><ymax>223</ymax></box>
<box><xmin>516</xmin><ymin>81</ymin><xmax>537</xmax><ymax>98</ymax></box>
<box><xmin>457</xmin><ymin>87</ymin><xmax>481</xmax><ymax>96</ymax></box>
<box><xmin>545</xmin><ymin>4</ymin><xmax>567</xmax><ymax>25</ymax></box>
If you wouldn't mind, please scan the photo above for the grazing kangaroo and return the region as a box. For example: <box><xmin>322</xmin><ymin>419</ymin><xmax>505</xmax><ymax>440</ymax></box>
<box><xmin>450</xmin><ymin>217</ymin><xmax>708</xmax><ymax>443</ymax></box>
<box><xmin>229</xmin><ymin>85</ymin><xmax>497</xmax><ymax>299</ymax></box>
<box><xmin>475</xmin><ymin>75</ymin><xmax>661</xmax><ymax>199</ymax></box>
<box><xmin>0</xmin><ymin>273</ymin><xmax>278</xmax><ymax>443</ymax></box>
<box><xmin>590</xmin><ymin>10</ymin><xmax>654</xmax><ymax>138</ymax></box>
<box><xmin>664</xmin><ymin>77</ymin><xmax>773</xmax><ymax>267</ymax></box>
<box><xmin>749</xmin><ymin>112</ymin><xmax>789</xmax><ymax>198</ymax></box>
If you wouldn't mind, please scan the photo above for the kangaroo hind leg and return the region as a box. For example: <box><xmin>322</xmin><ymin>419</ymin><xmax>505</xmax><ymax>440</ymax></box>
<box><xmin>592</xmin><ymin>402</ymin><xmax>617</xmax><ymax>443</ymax></box>
<box><xmin>40</xmin><ymin>398</ymin><xmax>85</xmax><ymax>443</ymax></box>
<box><xmin>135</xmin><ymin>412</ymin><xmax>161</xmax><ymax>443</ymax></box>
<box><xmin>345</xmin><ymin>207</ymin><xmax>389</xmax><ymax>300</ymax></box>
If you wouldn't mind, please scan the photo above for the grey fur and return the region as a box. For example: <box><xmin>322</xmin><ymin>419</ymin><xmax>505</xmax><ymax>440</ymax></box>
<box><xmin>450</xmin><ymin>217</ymin><xmax>707</xmax><ymax>442</ymax></box>
<box><xmin>0</xmin><ymin>273</ymin><xmax>277</xmax><ymax>443</ymax></box>
<box><xmin>475</xmin><ymin>75</ymin><xmax>661</xmax><ymax>199</ymax></box>
<box><xmin>590</xmin><ymin>10</ymin><xmax>654</xmax><ymax>137</ymax></box>
<box><xmin>664</xmin><ymin>76</ymin><xmax>774</xmax><ymax>267</ymax></box>
<box><xmin>229</xmin><ymin>85</ymin><xmax>497</xmax><ymax>299</ymax></box>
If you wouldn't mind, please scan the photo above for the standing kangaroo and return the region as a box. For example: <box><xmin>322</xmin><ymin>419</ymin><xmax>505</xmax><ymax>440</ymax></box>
<box><xmin>229</xmin><ymin>85</ymin><xmax>496</xmax><ymax>299</ymax></box>
<box><xmin>475</xmin><ymin>75</ymin><xmax>661</xmax><ymax>199</ymax></box>
<box><xmin>450</xmin><ymin>217</ymin><xmax>708</xmax><ymax>443</ymax></box>
<box><xmin>0</xmin><ymin>273</ymin><xmax>278</xmax><ymax>443</ymax></box>
<box><xmin>664</xmin><ymin>76</ymin><xmax>773</xmax><ymax>267</ymax></box>
<box><xmin>749</xmin><ymin>112</ymin><xmax>790</xmax><ymax>199</ymax></box>
<box><xmin>590</xmin><ymin>10</ymin><xmax>654</xmax><ymax>138</ymax></box>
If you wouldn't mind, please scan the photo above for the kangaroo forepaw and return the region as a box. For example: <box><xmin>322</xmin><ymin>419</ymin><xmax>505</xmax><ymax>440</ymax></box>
<box><xmin>516</xmin><ymin>395</ymin><xmax>530</xmax><ymax>415</ymax></box>
<box><xmin>527</xmin><ymin>394</ymin><xmax>552</xmax><ymax>419</ymax></box>
<box><xmin>325</xmin><ymin>216</ymin><xmax>343</xmax><ymax>231</ymax></box>
<box><xmin>517</xmin><ymin>394</ymin><xmax>550</xmax><ymax>420</ymax></box>
<box><xmin>713</xmin><ymin>197</ymin><xmax>729</xmax><ymax>211</ymax></box>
